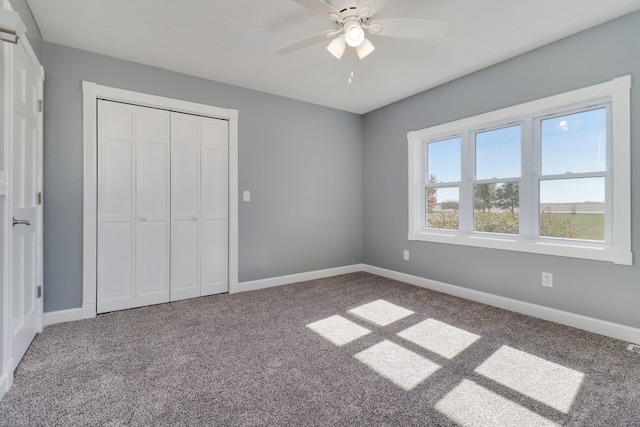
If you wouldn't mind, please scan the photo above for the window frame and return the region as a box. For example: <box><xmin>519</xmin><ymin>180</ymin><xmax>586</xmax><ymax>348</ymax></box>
<box><xmin>407</xmin><ymin>76</ymin><xmax>632</xmax><ymax>265</ymax></box>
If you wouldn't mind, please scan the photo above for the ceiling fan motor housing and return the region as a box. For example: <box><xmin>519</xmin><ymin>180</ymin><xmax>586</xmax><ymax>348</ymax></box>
<box><xmin>343</xmin><ymin>20</ymin><xmax>365</xmax><ymax>47</ymax></box>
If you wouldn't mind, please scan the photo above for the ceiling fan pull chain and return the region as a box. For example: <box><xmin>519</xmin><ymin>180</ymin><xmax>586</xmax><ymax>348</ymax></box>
<box><xmin>348</xmin><ymin>49</ymin><xmax>355</xmax><ymax>84</ymax></box>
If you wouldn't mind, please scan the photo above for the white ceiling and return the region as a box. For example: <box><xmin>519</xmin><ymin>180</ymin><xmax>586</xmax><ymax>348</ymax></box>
<box><xmin>26</xmin><ymin>0</ymin><xmax>640</xmax><ymax>114</ymax></box>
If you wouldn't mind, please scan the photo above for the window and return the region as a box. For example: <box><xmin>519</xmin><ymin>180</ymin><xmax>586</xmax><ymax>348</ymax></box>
<box><xmin>425</xmin><ymin>137</ymin><xmax>461</xmax><ymax>231</ymax></box>
<box><xmin>408</xmin><ymin>76</ymin><xmax>631</xmax><ymax>265</ymax></box>
<box><xmin>537</xmin><ymin>108</ymin><xmax>608</xmax><ymax>241</ymax></box>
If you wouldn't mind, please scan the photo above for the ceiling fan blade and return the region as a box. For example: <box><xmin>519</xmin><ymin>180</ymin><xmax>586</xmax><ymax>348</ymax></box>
<box><xmin>359</xmin><ymin>0</ymin><xmax>391</xmax><ymax>17</ymax></box>
<box><xmin>292</xmin><ymin>0</ymin><xmax>340</xmax><ymax>16</ymax></box>
<box><xmin>368</xmin><ymin>18</ymin><xmax>449</xmax><ymax>39</ymax></box>
<box><xmin>276</xmin><ymin>30</ymin><xmax>335</xmax><ymax>55</ymax></box>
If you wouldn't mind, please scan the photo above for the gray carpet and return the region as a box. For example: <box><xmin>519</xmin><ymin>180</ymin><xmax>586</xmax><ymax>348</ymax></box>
<box><xmin>1</xmin><ymin>272</ymin><xmax>639</xmax><ymax>426</ymax></box>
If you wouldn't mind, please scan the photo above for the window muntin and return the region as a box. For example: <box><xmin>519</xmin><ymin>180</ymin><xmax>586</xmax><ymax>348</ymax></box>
<box><xmin>407</xmin><ymin>76</ymin><xmax>631</xmax><ymax>265</ymax></box>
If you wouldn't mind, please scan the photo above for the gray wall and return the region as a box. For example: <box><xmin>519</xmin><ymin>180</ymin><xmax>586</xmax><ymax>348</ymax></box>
<box><xmin>363</xmin><ymin>11</ymin><xmax>640</xmax><ymax>329</ymax></box>
<box><xmin>42</xmin><ymin>42</ymin><xmax>363</xmax><ymax>312</ymax></box>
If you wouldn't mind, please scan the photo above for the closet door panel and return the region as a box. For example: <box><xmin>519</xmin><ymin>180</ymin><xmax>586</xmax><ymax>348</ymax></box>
<box><xmin>171</xmin><ymin>221</ymin><xmax>200</xmax><ymax>300</ymax></box>
<box><xmin>136</xmin><ymin>107</ymin><xmax>171</xmax><ymax>306</ymax></box>
<box><xmin>171</xmin><ymin>113</ymin><xmax>201</xmax><ymax>300</ymax></box>
<box><xmin>100</xmin><ymin>138</ymin><xmax>134</xmax><ymax>219</ymax></box>
<box><xmin>201</xmin><ymin>118</ymin><xmax>228</xmax><ymax>295</ymax></box>
<box><xmin>98</xmin><ymin>101</ymin><xmax>136</xmax><ymax>313</ymax></box>
<box><xmin>137</xmin><ymin>140</ymin><xmax>168</xmax><ymax>218</ymax></box>
<box><xmin>172</xmin><ymin>146</ymin><xmax>199</xmax><ymax>215</ymax></box>
<box><xmin>201</xmin><ymin>219</ymin><xmax>227</xmax><ymax>295</ymax></box>
<box><xmin>98</xmin><ymin>222</ymin><xmax>134</xmax><ymax>303</ymax></box>
<box><xmin>201</xmin><ymin>119</ymin><xmax>228</xmax><ymax>214</ymax></box>
<box><xmin>136</xmin><ymin>221</ymin><xmax>169</xmax><ymax>299</ymax></box>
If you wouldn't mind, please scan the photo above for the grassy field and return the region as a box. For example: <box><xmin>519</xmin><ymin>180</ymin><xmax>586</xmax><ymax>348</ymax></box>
<box><xmin>550</xmin><ymin>212</ymin><xmax>604</xmax><ymax>240</ymax></box>
<box><xmin>428</xmin><ymin>210</ymin><xmax>605</xmax><ymax>240</ymax></box>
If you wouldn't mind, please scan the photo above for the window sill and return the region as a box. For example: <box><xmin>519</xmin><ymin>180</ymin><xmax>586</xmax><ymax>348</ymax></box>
<box><xmin>408</xmin><ymin>231</ymin><xmax>632</xmax><ymax>265</ymax></box>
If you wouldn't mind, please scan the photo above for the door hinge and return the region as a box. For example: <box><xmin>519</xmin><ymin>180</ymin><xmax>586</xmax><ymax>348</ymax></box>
<box><xmin>37</xmin><ymin>192</ymin><xmax>42</xmax><ymax>205</ymax></box>
<box><xmin>37</xmin><ymin>285</ymin><xmax>42</xmax><ymax>298</ymax></box>
<box><xmin>37</xmin><ymin>99</ymin><xmax>43</xmax><ymax>112</ymax></box>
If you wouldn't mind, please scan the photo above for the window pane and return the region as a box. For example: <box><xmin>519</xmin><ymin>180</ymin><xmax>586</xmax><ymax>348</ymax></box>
<box><xmin>476</xmin><ymin>125</ymin><xmax>521</xmax><ymax>180</ymax></box>
<box><xmin>541</xmin><ymin>108</ymin><xmax>607</xmax><ymax>175</ymax></box>
<box><xmin>539</xmin><ymin>178</ymin><xmax>604</xmax><ymax>240</ymax></box>
<box><xmin>474</xmin><ymin>182</ymin><xmax>519</xmax><ymax>234</ymax></box>
<box><xmin>427</xmin><ymin>137</ymin><xmax>461</xmax><ymax>183</ymax></box>
<box><xmin>427</xmin><ymin>187</ymin><xmax>459</xmax><ymax>230</ymax></box>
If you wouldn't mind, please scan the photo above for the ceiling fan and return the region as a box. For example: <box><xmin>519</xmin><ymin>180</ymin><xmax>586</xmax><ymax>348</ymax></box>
<box><xmin>276</xmin><ymin>0</ymin><xmax>450</xmax><ymax>60</ymax></box>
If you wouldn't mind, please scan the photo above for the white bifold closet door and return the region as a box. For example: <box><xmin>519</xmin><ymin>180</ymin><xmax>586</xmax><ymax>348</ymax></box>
<box><xmin>97</xmin><ymin>100</ymin><xmax>228</xmax><ymax>313</ymax></box>
<box><xmin>170</xmin><ymin>112</ymin><xmax>228</xmax><ymax>301</ymax></box>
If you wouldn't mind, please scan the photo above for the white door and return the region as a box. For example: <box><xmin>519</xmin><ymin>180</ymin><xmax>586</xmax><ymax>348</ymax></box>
<box><xmin>171</xmin><ymin>112</ymin><xmax>229</xmax><ymax>301</ymax></box>
<box><xmin>170</xmin><ymin>113</ymin><xmax>201</xmax><ymax>301</ymax></box>
<box><xmin>97</xmin><ymin>101</ymin><xmax>171</xmax><ymax>313</ymax></box>
<box><xmin>200</xmin><ymin>117</ymin><xmax>228</xmax><ymax>296</ymax></box>
<box><xmin>9</xmin><ymin>38</ymin><xmax>43</xmax><ymax>364</ymax></box>
<box><xmin>97</xmin><ymin>104</ymin><xmax>227</xmax><ymax>312</ymax></box>
<box><xmin>135</xmin><ymin>107</ymin><xmax>171</xmax><ymax>306</ymax></box>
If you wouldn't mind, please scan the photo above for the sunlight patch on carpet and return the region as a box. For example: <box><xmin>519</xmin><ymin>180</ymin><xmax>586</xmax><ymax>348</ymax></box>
<box><xmin>436</xmin><ymin>379</ymin><xmax>559</xmax><ymax>426</ymax></box>
<box><xmin>475</xmin><ymin>345</ymin><xmax>584</xmax><ymax>413</ymax></box>
<box><xmin>306</xmin><ymin>315</ymin><xmax>371</xmax><ymax>346</ymax></box>
<box><xmin>348</xmin><ymin>299</ymin><xmax>414</xmax><ymax>326</ymax></box>
<box><xmin>397</xmin><ymin>318</ymin><xmax>481</xmax><ymax>359</ymax></box>
<box><xmin>354</xmin><ymin>340</ymin><xmax>440</xmax><ymax>390</ymax></box>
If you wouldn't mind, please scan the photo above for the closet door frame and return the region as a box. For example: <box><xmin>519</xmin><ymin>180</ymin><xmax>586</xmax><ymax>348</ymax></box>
<box><xmin>82</xmin><ymin>81</ymin><xmax>238</xmax><ymax>319</ymax></box>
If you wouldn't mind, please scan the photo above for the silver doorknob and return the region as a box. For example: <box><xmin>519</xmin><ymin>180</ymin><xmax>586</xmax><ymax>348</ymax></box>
<box><xmin>12</xmin><ymin>217</ymin><xmax>30</xmax><ymax>227</ymax></box>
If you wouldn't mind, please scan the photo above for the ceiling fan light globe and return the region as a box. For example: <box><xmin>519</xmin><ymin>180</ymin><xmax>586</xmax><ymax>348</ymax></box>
<box><xmin>327</xmin><ymin>36</ymin><xmax>346</xmax><ymax>59</ymax></box>
<box><xmin>344</xmin><ymin>21</ymin><xmax>365</xmax><ymax>47</ymax></box>
<box><xmin>356</xmin><ymin>38</ymin><xmax>375</xmax><ymax>59</ymax></box>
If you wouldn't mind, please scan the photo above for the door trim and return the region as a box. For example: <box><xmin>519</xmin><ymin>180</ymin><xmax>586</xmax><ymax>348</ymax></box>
<box><xmin>82</xmin><ymin>81</ymin><xmax>239</xmax><ymax>318</ymax></box>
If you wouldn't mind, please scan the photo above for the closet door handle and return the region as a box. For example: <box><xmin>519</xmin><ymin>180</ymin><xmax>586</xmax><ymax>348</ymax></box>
<box><xmin>192</xmin><ymin>215</ymin><xmax>198</xmax><ymax>220</ymax></box>
<box><xmin>140</xmin><ymin>216</ymin><xmax>147</xmax><ymax>222</ymax></box>
<box><xmin>13</xmin><ymin>217</ymin><xmax>31</xmax><ymax>227</ymax></box>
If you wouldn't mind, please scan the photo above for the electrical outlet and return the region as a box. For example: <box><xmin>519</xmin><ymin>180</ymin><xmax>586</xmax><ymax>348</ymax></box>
<box><xmin>542</xmin><ymin>272</ymin><xmax>553</xmax><ymax>288</ymax></box>
<box><xmin>403</xmin><ymin>250</ymin><xmax>410</xmax><ymax>261</ymax></box>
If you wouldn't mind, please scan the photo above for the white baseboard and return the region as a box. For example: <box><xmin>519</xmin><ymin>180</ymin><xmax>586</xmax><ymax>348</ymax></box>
<box><xmin>235</xmin><ymin>264</ymin><xmax>364</xmax><ymax>293</ymax></box>
<box><xmin>0</xmin><ymin>372</ymin><xmax>8</xmax><ymax>401</ymax></box>
<box><xmin>363</xmin><ymin>264</ymin><xmax>640</xmax><ymax>345</ymax></box>
<box><xmin>82</xmin><ymin>302</ymin><xmax>96</xmax><ymax>319</ymax></box>
<box><xmin>0</xmin><ymin>358</ymin><xmax>14</xmax><ymax>401</ymax></box>
<box><xmin>43</xmin><ymin>307</ymin><xmax>83</xmax><ymax>326</ymax></box>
